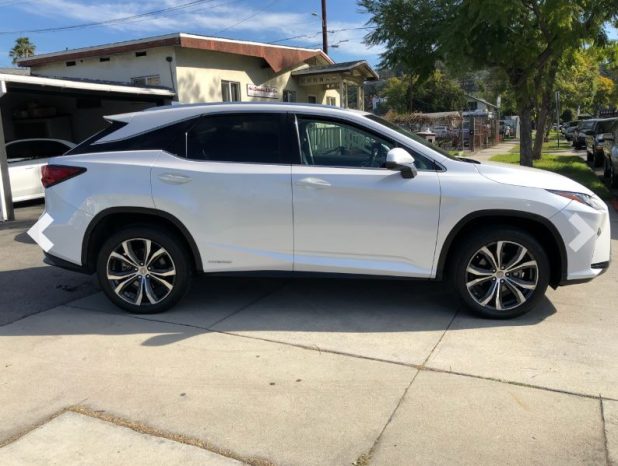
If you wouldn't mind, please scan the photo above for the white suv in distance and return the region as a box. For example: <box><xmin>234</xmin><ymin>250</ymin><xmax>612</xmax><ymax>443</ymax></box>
<box><xmin>29</xmin><ymin>103</ymin><xmax>611</xmax><ymax>318</ymax></box>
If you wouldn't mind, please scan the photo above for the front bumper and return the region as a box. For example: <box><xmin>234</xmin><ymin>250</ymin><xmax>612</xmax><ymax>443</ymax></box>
<box><xmin>551</xmin><ymin>199</ymin><xmax>612</xmax><ymax>285</ymax></box>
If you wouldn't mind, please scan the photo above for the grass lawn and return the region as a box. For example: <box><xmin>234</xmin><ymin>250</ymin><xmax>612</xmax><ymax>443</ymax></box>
<box><xmin>489</xmin><ymin>153</ymin><xmax>611</xmax><ymax>199</ymax></box>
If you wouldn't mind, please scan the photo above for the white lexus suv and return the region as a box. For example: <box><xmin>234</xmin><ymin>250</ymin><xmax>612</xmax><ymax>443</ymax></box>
<box><xmin>28</xmin><ymin>103</ymin><xmax>611</xmax><ymax>318</ymax></box>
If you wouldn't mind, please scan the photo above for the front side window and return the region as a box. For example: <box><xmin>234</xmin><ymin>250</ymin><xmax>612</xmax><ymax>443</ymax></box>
<box><xmin>186</xmin><ymin>113</ymin><xmax>284</xmax><ymax>164</ymax></box>
<box><xmin>297</xmin><ymin>117</ymin><xmax>394</xmax><ymax>168</ymax></box>
<box><xmin>221</xmin><ymin>80</ymin><xmax>241</xmax><ymax>102</ymax></box>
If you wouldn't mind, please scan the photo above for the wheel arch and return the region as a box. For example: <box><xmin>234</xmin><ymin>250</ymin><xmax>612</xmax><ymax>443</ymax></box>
<box><xmin>82</xmin><ymin>207</ymin><xmax>203</xmax><ymax>274</ymax></box>
<box><xmin>436</xmin><ymin>210</ymin><xmax>567</xmax><ymax>287</ymax></box>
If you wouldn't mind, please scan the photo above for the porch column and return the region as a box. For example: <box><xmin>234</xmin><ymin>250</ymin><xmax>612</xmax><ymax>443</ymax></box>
<box><xmin>357</xmin><ymin>83</ymin><xmax>364</xmax><ymax>111</ymax></box>
<box><xmin>339</xmin><ymin>79</ymin><xmax>345</xmax><ymax>108</ymax></box>
<box><xmin>0</xmin><ymin>81</ymin><xmax>14</xmax><ymax>221</ymax></box>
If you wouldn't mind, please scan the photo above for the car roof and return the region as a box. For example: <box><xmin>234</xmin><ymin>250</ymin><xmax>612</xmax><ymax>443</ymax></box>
<box><xmin>99</xmin><ymin>102</ymin><xmax>371</xmax><ymax>144</ymax></box>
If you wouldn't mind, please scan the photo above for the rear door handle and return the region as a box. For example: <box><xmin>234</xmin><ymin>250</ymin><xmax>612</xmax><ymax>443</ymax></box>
<box><xmin>158</xmin><ymin>173</ymin><xmax>192</xmax><ymax>185</ymax></box>
<box><xmin>295</xmin><ymin>177</ymin><xmax>331</xmax><ymax>189</ymax></box>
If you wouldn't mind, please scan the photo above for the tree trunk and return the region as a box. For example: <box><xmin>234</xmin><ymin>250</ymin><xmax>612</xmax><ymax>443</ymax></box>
<box><xmin>532</xmin><ymin>60</ymin><xmax>559</xmax><ymax>160</ymax></box>
<box><xmin>532</xmin><ymin>104</ymin><xmax>549</xmax><ymax>160</ymax></box>
<box><xmin>519</xmin><ymin>106</ymin><xmax>534</xmax><ymax>167</ymax></box>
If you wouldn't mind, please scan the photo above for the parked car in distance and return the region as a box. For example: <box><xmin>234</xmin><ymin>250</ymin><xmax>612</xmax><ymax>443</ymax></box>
<box><xmin>29</xmin><ymin>103</ymin><xmax>611</xmax><ymax>319</ymax></box>
<box><xmin>432</xmin><ymin>125</ymin><xmax>450</xmax><ymax>138</ymax></box>
<box><xmin>573</xmin><ymin>119</ymin><xmax>598</xmax><ymax>150</ymax></box>
<box><xmin>563</xmin><ymin>121</ymin><xmax>579</xmax><ymax>141</ymax></box>
<box><xmin>585</xmin><ymin>118</ymin><xmax>618</xmax><ymax>167</ymax></box>
<box><xmin>603</xmin><ymin>119</ymin><xmax>618</xmax><ymax>187</ymax></box>
<box><xmin>6</xmin><ymin>138</ymin><xmax>75</xmax><ymax>202</ymax></box>
<box><xmin>499</xmin><ymin>120</ymin><xmax>513</xmax><ymax>138</ymax></box>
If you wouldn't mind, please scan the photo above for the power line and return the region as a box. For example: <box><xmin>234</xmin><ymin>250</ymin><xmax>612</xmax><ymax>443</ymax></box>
<box><xmin>269</xmin><ymin>26</ymin><xmax>376</xmax><ymax>45</ymax></box>
<box><xmin>213</xmin><ymin>0</ymin><xmax>279</xmax><ymax>34</ymax></box>
<box><xmin>0</xmin><ymin>0</ymin><xmax>221</xmax><ymax>35</ymax></box>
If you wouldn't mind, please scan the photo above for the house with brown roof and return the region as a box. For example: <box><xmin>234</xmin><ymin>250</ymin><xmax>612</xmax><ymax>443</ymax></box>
<box><xmin>17</xmin><ymin>33</ymin><xmax>378</xmax><ymax>109</ymax></box>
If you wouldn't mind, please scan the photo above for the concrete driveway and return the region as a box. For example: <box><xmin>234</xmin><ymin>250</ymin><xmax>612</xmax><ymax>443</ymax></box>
<box><xmin>0</xmin><ymin>203</ymin><xmax>617</xmax><ymax>465</ymax></box>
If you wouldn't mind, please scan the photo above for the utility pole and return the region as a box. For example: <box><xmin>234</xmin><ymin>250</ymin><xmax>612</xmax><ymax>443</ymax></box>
<box><xmin>321</xmin><ymin>0</ymin><xmax>328</xmax><ymax>55</ymax></box>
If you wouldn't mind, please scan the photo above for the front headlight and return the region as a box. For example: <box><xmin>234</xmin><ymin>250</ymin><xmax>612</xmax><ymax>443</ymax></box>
<box><xmin>547</xmin><ymin>190</ymin><xmax>606</xmax><ymax>210</ymax></box>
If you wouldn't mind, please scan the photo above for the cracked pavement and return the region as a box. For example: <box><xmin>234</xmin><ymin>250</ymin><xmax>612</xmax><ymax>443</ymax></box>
<box><xmin>0</xmin><ymin>202</ymin><xmax>617</xmax><ymax>465</ymax></box>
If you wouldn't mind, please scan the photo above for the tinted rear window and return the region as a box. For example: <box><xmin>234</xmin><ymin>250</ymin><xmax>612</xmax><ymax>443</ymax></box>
<box><xmin>68</xmin><ymin>120</ymin><xmax>190</xmax><ymax>156</ymax></box>
<box><xmin>185</xmin><ymin>113</ymin><xmax>285</xmax><ymax>164</ymax></box>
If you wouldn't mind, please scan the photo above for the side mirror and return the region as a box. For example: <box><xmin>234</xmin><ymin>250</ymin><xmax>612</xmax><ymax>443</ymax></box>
<box><xmin>385</xmin><ymin>148</ymin><xmax>418</xmax><ymax>179</ymax></box>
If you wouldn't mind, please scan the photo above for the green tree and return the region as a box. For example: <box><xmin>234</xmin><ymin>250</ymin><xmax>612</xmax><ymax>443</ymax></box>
<box><xmin>555</xmin><ymin>48</ymin><xmax>599</xmax><ymax>116</ymax></box>
<box><xmin>381</xmin><ymin>70</ymin><xmax>465</xmax><ymax>113</ymax></box>
<box><xmin>360</xmin><ymin>0</ymin><xmax>617</xmax><ymax>166</ymax></box>
<box><xmin>383</xmin><ymin>76</ymin><xmax>411</xmax><ymax>113</ymax></box>
<box><xmin>9</xmin><ymin>37</ymin><xmax>36</xmax><ymax>64</ymax></box>
<box><xmin>415</xmin><ymin>69</ymin><xmax>466</xmax><ymax>112</ymax></box>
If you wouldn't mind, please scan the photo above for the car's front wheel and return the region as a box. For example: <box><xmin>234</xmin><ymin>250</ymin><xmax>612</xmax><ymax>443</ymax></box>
<box><xmin>97</xmin><ymin>226</ymin><xmax>191</xmax><ymax>314</ymax></box>
<box><xmin>453</xmin><ymin>228</ymin><xmax>550</xmax><ymax>319</ymax></box>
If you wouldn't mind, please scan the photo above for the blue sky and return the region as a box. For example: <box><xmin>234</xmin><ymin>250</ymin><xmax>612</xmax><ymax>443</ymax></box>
<box><xmin>0</xmin><ymin>0</ymin><xmax>384</xmax><ymax>67</ymax></box>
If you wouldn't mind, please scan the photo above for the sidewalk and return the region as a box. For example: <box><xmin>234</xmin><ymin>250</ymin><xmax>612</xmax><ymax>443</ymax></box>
<box><xmin>467</xmin><ymin>139</ymin><xmax>518</xmax><ymax>162</ymax></box>
<box><xmin>469</xmin><ymin>138</ymin><xmax>583</xmax><ymax>163</ymax></box>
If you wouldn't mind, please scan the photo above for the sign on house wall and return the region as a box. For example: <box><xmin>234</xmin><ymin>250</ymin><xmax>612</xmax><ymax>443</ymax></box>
<box><xmin>247</xmin><ymin>84</ymin><xmax>278</xmax><ymax>99</ymax></box>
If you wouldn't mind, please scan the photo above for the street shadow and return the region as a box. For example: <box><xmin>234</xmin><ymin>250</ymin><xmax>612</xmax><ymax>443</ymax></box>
<box><xmin>0</xmin><ymin>269</ymin><xmax>557</xmax><ymax>346</ymax></box>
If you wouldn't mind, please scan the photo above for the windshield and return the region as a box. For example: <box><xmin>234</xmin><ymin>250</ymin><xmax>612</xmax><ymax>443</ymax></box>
<box><xmin>365</xmin><ymin>114</ymin><xmax>458</xmax><ymax>160</ymax></box>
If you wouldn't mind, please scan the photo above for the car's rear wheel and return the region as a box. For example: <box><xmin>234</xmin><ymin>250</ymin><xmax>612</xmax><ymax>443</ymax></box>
<box><xmin>97</xmin><ymin>226</ymin><xmax>191</xmax><ymax>314</ymax></box>
<box><xmin>453</xmin><ymin>228</ymin><xmax>549</xmax><ymax>319</ymax></box>
<box><xmin>610</xmin><ymin>163</ymin><xmax>618</xmax><ymax>189</ymax></box>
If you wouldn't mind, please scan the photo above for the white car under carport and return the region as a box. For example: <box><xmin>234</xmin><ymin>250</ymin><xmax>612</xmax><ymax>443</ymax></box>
<box><xmin>6</xmin><ymin>138</ymin><xmax>75</xmax><ymax>202</ymax></box>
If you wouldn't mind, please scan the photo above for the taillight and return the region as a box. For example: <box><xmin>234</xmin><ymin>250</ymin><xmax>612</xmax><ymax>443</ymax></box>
<box><xmin>41</xmin><ymin>165</ymin><xmax>86</xmax><ymax>188</ymax></box>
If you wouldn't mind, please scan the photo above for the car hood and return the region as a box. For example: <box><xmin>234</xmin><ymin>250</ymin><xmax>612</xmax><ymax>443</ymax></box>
<box><xmin>475</xmin><ymin>162</ymin><xmax>594</xmax><ymax>195</ymax></box>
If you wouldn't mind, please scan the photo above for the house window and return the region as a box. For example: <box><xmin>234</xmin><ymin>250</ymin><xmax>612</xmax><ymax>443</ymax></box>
<box><xmin>131</xmin><ymin>75</ymin><xmax>161</xmax><ymax>86</ymax></box>
<box><xmin>221</xmin><ymin>80</ymin><xmax>241</xmax><ymax>102</ymax></box>
<box><xmin>307</xmin><ymin>95</ymin><xmax>317</xmax><ymax>104</ymax></box>
<box><xmin>326</xmin><ymin>96</ymin><xmax>337</xmax><ymax>106</ymax></box>
<box><xmin>66</xmin><ymin>61</ymin><xmax>76</xmax><ymax>67</ymax></box>
<box><xmin>135</xmin><ymin>51</ymin><xmax>147</xmax><ymax>57</ymax></box>
<box><xmin>283</xmin><ymin>90</ymin><xmax>297</xmax><ymax>102</ymax></box>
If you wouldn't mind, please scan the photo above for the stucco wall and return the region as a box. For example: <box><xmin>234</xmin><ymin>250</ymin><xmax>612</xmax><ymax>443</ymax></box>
<box><xmin>28</xmin><ymin>46</ymin><xmax>344</xmax><ymax>107</ymax></box>
<box><xmin>175</xmin><ymin>48</ymin><xmax>308</xmax><ymax>104</ymax></box>
<box><xmin>29</xmin><ymin>47</ymin><xmax>178</xmax><ymax>90</ymax></box>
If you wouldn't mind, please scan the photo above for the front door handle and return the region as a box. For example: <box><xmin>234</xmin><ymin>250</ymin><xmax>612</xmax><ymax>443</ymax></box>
<box><xmin>158</xmin><ymin>173</ymin><xmax>192</xmax><ymax>185</ymax></box>
<box><xmin>295</xmin><ymin>177</ymin><xmax>331</xmax><ymax>189</ymax></box>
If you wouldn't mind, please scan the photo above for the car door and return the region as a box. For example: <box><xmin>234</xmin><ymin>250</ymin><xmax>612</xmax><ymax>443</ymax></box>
<box><xmin>151</xmin><ymin>112</ymin><xmax>294</xmax><ymax>273</ymax></box>
<box><xmin>291</xmin><ymin>115</ymin><xmax>441</xmax><ymax>277</ymax></box>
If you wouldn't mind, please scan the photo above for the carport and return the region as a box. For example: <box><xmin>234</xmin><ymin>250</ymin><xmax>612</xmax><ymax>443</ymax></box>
<box><xmin>0</xmin><ymin>72</ymin><xmax>175</xmax><ymax>220</ymax></box>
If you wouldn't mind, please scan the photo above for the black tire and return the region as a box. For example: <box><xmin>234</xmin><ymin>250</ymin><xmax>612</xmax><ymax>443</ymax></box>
<box><xmin>96</xmin><ymin>226</ymin><xmax>192</xmax><ymax>314</ymax></box>
<box><xmin>452</xmin><ymin>227</ymin><xmax>550</xmax><ymax>319</ymax></box>
<box><xmin>604</xmin><ymin>159</ymin><xmax>611</xmax><ymax>178</ymax></box>
<box><xmin>611</xmin><ymin>163</ymin><xmax>618</xmax><ymax>189</ymax></box>
<box><xmin>586</xmin><ymin>150</ymin><xmax>593</xmax><ymax>162</ymax></box>
<box><xmin>593</xmin><ymin>151</ymin><xmax>604</xmax><ymax>168</ymax></box>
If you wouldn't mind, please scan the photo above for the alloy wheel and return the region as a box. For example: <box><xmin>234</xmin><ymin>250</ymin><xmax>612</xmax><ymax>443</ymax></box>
<box><xmin>106</xmin><ymin>238</ymin><xmax>176</xmax><ymax>306</ymax></box>
<box><xmin>465</xmin><ymin>241</ymin><xmax>539</xmax><ymax>311</ymax></box>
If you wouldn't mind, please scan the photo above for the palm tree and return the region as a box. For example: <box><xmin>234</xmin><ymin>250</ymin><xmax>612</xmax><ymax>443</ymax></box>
<box><xmin>9</xmin><ymin>37</ymin><xmax>36</xmax><ymax>65</ymax></box>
